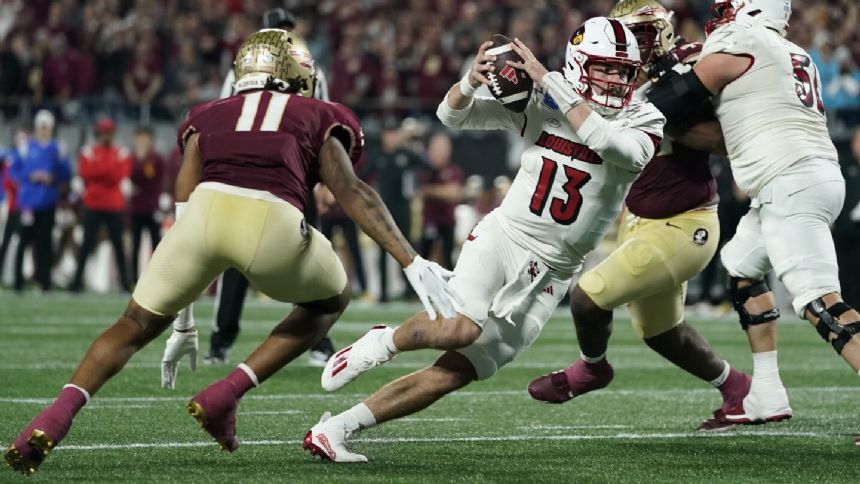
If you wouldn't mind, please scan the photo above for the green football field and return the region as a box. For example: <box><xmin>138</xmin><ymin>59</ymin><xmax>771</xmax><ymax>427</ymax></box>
<box><xmin>0</xmin><ymin>292</ymin><xmax>858</xmax><ymax>483</ymax></box>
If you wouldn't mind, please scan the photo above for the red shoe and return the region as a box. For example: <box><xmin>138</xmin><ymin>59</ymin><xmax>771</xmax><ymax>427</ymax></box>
<box><xmin>4</xmin><ymin>405</ymin><xmax>75</xmax><ymax>475</ymax></box>
<box><xmin>697</xmin><ymin>369</ymin><xmax>751</xmax><ymax>432</ymax></box>
<box><xmin>528</xmin><ymin>359</ymin><xmax>614</xmax><ymax>404</ymax></box>
<box><xmin>187</xmin><ymin>380</ymin><xmax>240</xmax><ymax>452</ymax></box>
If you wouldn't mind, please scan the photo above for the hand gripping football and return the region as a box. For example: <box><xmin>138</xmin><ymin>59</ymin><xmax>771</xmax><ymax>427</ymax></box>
<box><xmin>486</xmin><ymin>34</ymin><xmax>533</xmax><ymax>113</ymax></box>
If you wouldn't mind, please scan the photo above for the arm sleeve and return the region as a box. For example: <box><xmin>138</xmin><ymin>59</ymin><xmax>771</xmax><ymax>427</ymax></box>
<box><xmin>575</xmin><ymin>106</ymin><xmax>664</xmax><ymax>172</ymax></box>
<box><xmin>325</xmin><ymin>103</ymin><xmax>365</xmax><ymax>166</ymax></box>
<box><xmin>436</xmin><ymin>93</ymin><xmax>525</xmax><ymax>132</ymax></box>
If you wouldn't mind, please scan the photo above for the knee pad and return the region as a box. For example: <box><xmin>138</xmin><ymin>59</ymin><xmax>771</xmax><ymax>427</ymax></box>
<box><xmin>728</xmin><ymin>277</ymin><xmax>780</xmax><ymax>330</ymax></box>
<box><xmin>806</xmin><ymin>298</ymin><xmax>860</xmax><ymax>355</ymax></box>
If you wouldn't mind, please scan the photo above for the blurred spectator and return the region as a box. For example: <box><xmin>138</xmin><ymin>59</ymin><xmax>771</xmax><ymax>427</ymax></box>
<box><xmin>371</xmin><ymin>120</ymin><xmax>421</xmax><ymax>302</ymax></box>
<box><xmin>129</xmin><ymin>125</ymin><xmax>164</xmax><ymax>281</ymax></box>
<box><xmin>70</xmin><ymin>117</ymin><xmax>131</xmax><ymax>292</ymax></box>
<box><xmin>316</xmin><ymin>184</ymin><xmax>369</xmax><ymax>298</ymax></box>
<box><xmin>0</xmin><ymin>145</ymin><xmax>14</xmax><ymax>282</ymax></box>
<box><xmin>122</xmin><ymin>33</ymin><xmax>163</xmax><ymax>121</ymax></box>
<box><xmin>8</xmin><ymin>110</ymin><xmax>71</xmax><ymax>291</ymax></box>
<box><xmin>419</xmin><ymin>131</ymin><xmax>464</xmax><ymax>269</ymax></box>
<box><xmin>0</xmin><ymin>32</ymin><xmax>31</xmax><ymax>119</ymax></box>
<box><xmin>834</xmin><ymin>128</ymin><xmax>860</xmax><ymax>307</ymax></box>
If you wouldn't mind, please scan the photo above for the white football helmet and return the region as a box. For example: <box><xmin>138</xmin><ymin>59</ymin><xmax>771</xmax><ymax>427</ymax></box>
<box><xmin>706</xmin><ymin>0</ymin><xmax>792</xmax><ymax>37</ymax></box>
<box><xmin>563</xmin><ymin>17</ymin><xmax>642</xmax><ymax>113</ymax></box>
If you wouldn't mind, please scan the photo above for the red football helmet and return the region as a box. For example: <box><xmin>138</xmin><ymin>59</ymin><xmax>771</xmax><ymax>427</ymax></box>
<box><xmin>563</xmin><ymin>17</ymin><xmax>642</xmax><ymax>113</ymax></box>
<box><xmin>706</xmin><ymin>0</ymin><xmax>792</xmax><ymax>37</ymax></box>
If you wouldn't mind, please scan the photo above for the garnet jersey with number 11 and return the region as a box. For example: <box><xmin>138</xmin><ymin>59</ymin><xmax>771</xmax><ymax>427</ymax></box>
<box><xmin>177</xmin><ymin>90</ymin><xmax>364</xmax><ymax>213</ymax></box>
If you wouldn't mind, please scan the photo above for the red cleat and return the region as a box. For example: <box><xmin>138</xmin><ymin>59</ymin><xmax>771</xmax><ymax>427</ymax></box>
<box><xmin>4</xmin><ymin>405</ymin><xmax>75</xmax><ymax>475</ymax></box>
<box><xmin>528</xmin><ymin>359</ymin><xmax>614</xmax><ymax>404</ymax></box>
<box><xmin>697</xmin><ymin>368</ymin><xmax>751</xmax><ymax>432</ymax></box>
<box><xmin>187</xmin><ymin>380</ymin><xmax>240</xmax><ymax>452</ymax></box>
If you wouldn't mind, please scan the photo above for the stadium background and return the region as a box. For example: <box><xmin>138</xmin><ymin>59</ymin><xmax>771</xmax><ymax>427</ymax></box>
<box><xmin>1</xmin><ymin>1</ymin><xmax>860</xmax><ymax>481</ymax></box>
<box><xmin>0</xmin><ymin>0</ymin><xmax>858</xmax><ymax>303</ymax></box>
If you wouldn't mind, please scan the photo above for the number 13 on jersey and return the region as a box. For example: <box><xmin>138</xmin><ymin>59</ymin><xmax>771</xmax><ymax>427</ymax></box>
<box><xmin>529</xmin><ymin>157</ymin><xmax>592</xmax><ymax>225</ymax></box>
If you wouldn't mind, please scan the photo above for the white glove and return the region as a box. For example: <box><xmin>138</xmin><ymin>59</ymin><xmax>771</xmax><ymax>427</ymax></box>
<box><xmin>161</xmin><ymin>329</ymin><xmax>198</xmax><ymax>389</ymax></box>
<box><xmin>403</xmin><ymin>256</ymin><xmax>464</xmax><ymax>320</ymax></box>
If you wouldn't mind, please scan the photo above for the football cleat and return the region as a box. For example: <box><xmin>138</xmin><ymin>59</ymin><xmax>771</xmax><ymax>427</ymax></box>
<box><xmin>697</xmin><ymin>368</ymin><xmax>751</xmax><ymax>432</ymax></box>
<box><xmin>528</xmin><ymin>359</ymin><xmax>614</xmax><ymax>404</ymax></box>
<box><xmin>303</xmin><ymin>412</ymin><xmax>367</xmax><ymax>463</ymax></box>
<box><xmin>4</xmin><ymin>430</ymin><xmax>56</xmax><ymax>476</ymax></box>
<box><xmin>187</xmin><ymin>380</ymin><xmax>240</xmax><ymax>452</ymax></box>
<box><xmin>321</xmin><ymin>326</ymin><xmax>396</xmax><ymax>392</ymax></box>
<box><xmin>307</xmin><ymin>336</ymin><xmax>337</xmax><ymax>368</ymax></box>
<box><xmin>3</xmin><ymin>399</ymin><xmax>77</xmax><ymax>476</ymax></box>
<box><xmin>854</xmin><ymin>435</ymin><xmax>859</xmax><ymax>446</ymax></box>
<box><xmin>718</xmin><ymin>383</ymin><xmax>794</xmax><ymax>426</ymax></box>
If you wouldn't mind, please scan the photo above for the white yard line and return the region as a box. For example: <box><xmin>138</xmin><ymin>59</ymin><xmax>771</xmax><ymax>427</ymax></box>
<box><xmin>54</xmin><ymin>430</ymin><xmax>841</xmax><ymax>452</ymax></box>
<box><xmin>3</xmin><ymin>386</ymin><xmax>857</xmax><ymax>405</ymax></box>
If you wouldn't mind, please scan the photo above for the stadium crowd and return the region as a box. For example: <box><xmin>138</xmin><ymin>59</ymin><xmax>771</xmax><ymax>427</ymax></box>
<box><xmin>0</xmin><ymin>0</ymin><xmax>858</xmax><ymax>308</ymax></box>
<box><xmin>0</xmin><ymin>0</ymin><xmax>858</xmax><ymax>121</ymax></box>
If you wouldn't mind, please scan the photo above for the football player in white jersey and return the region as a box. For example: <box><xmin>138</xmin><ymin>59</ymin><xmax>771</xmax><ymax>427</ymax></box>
<box><xmin>647</xmin><ymin>0</ymin><xmax>860</xmax><ymax>434</ymax></box>
<box><xmin>303</xmin><ymin>17</ymin><xmax>665</xmax><ymax>463</ymax></box>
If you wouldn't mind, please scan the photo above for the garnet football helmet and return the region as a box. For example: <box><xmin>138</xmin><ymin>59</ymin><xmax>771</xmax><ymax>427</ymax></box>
<box><xmin>563</xmin><ymin>17</ymin><xmax>642</xmax><ymax>112</ymax></box>
<box><xmin>234</xmin><ymin>29</ymin><xmax>317</xmax><ymax>97</ymax></box>
<box><xmin>609</xmin><ymin>0</ymin><xmax>676</xmax><ymax>67</ymax></box>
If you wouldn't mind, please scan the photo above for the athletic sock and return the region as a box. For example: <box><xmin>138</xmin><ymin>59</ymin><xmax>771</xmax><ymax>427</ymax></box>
<box><xmin>57</xmin><ymin>384</ymin><xmax>89</xmax><ymax>416</ymax></box>
<box><xmin>710</xmin><ymin>361</ymin><xmax>731</xmax><ymax>388</ymax></box>
<box><xmin>751</xmin><ymin>350</ymin><xmax>784</xmax><ymax>389</ymax></box>
<box><xmin>226</xmin><ymin>364</ymin><xmax>258</xmax><ymax>398</ymax></box>
<box><xmin>338</xmin><ymin>402</ymin><xmax>377</xmax><ymax>433</ymax></box>
<box><xmin>580</xmin><ymin>351</ymin><xmax>606</xmax><ymax>365</ymax></box>
<box><xmin>381</xmin><ymin>327</ymin><xmax>399</xmax><ymax>355</ymax></box>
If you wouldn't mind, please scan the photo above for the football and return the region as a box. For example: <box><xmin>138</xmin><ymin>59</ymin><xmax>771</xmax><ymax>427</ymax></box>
<box><xmin>486</xmin><ymin>34</ymin><xmax>533</xmax><ymax>113</ymax></box>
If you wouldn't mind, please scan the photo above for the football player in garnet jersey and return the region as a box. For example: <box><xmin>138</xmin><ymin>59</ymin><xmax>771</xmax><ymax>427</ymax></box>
<box><xmin>303</xmin><ymin>17</ymin><xmax>665</xmax><ymax>463</ymax></box>
<box><xmin>647</xmin><ymin>0</ymin><xmax>860</xmax><ymax>439</ymax></box>
<box><xmin>529</xmin><ymin>0</ymin><xmax>759</xmax><ymax>432</ymax></box>
<box><xmin>4</xmin><ymin>30</ymin><xmax>460</xmax><ymax>475</ymax></box>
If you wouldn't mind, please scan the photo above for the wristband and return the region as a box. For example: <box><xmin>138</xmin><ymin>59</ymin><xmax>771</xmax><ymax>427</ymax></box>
<box><xmin>459</xmin><ymin>73</ymin><xmax>478</xmax><ymax>97</ymax></box>
<box><xmin>541</xmin><ymin>71</ymin><xmax>583</xmax><ymax>114</ymax></box>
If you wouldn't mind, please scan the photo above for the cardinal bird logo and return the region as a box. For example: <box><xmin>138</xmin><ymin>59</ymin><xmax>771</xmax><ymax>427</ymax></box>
<box><xmin>528</xmin><ymin>261</ymin><xmax>540</xmax><ymax>282</ymax></box>
<box><xmin>499</xmin><ymin>65</ymin><xmax>519</xmax><ymax>85</ymax></box>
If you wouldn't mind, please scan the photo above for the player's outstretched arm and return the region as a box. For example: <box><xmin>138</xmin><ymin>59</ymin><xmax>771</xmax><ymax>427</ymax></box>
<box><xmin>319</xmin><ymin>137</ymin><xmax>461</xmax><ymax>319</ymax></box>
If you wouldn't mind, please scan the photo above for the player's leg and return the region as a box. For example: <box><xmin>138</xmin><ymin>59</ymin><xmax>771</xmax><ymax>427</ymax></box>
<box><xmin>33</xmin><ymin>208</ymin><xmax>55</xmax><ymax>290</ymax></box>
<box><xmin>4</xmin><ymin>188</ymin><xmax>228</xmax><ymax>474</ymax></box>
<box><xmin>721</xmin><ymin>207</ymin><xmax>793</xmax><ymax>424</ymax></box>
<box><xmin>305</xmin><ymin>351</ymin><xmax>476</xmax><ymax>462</ymax></box>
<box><xmin>186</xmin><ymin>195</ymin><xmax>352</xmax><ymax>450</ymax></box>
<box><xmin>105</xmin><ymin>211</ymin><xmax>130</xmax><ymax>292</ymax></box>
<box><xmin>308</xmin><ymin>259</ymin><xmax>569</xmax><ymax>462</ymax></box>
<box><xmin>13</xmin><ymin>214</ymin><xmax>34</xmax><ymax>291</ymax></box>
<box><xmin>530</xmin><ymin>211</ymin><xmax>719</xmax><ymax>403</ymax></box>
<box><xmin>69</xmin><ymin>209</ymin><xmax>99</xmax><ymax>291</ymax></box>
<box><xmin>629</xmin><ymin>283</ymin><xmax>751</xmax><ymax>430</ymax></box>
<box><xmin>131</xmin><ymin>213</ymin><xmax>144</xmax><ymax>281</ymax></box>
<box><xmin>759</xmin><ymin>174</ymin><xmax>860</xmax><ymax>370</ymax></box>
<box><xmin>207</xmin><ymin>268</ymin><xmax>249</xmax><ymax>363</ymax></box>
<box><xmin>318</xmin><ymin>213</ymin><xmax>511</xmax><ymax>391</ymax></box>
